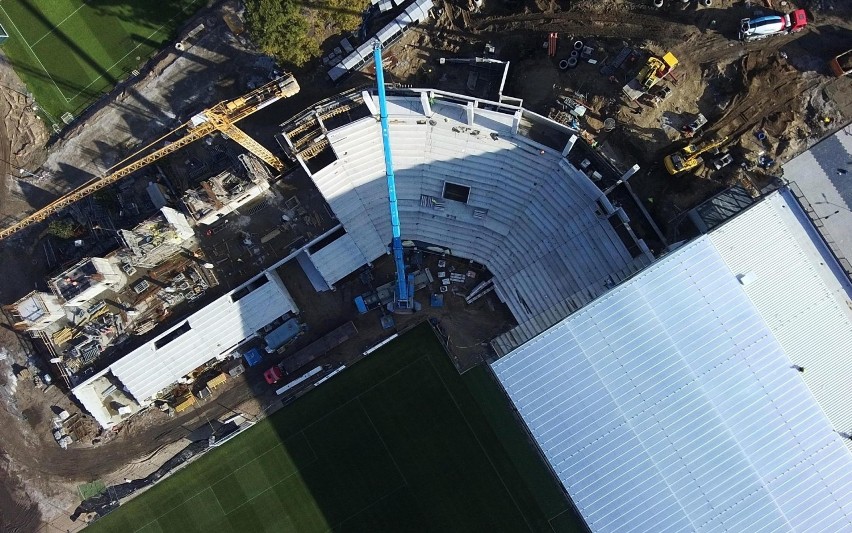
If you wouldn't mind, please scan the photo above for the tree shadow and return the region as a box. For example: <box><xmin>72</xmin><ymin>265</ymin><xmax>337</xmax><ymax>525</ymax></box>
<box><xmin>17</xmin><ymin>1</ymin><xmax>120</xmax><ymax>86</ymax></box>
<box><xmin>13</xmin><ymin>179</ymin><xmax>61</xmax><ymax>212</ymax></box>
<box><xmin>85</xmin><ymin>0</ymin><xmax>207</xmax><ymax>32</ymax></box>
<box><xmin>3</xmin><ymin>57</ymin><xmax>103</xmax><ymax>104</ymax></box>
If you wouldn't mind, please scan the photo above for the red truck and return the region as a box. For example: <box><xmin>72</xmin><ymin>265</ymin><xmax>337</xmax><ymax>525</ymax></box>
<box><xmin>264</xmin><ymin>364</ymin><xmax>285</xmax><ymax>385</ymax></box>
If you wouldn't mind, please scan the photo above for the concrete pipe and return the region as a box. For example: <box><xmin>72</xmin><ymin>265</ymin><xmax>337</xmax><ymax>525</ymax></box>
<box><xmin>573</xmin><ymin>40</ymin><xmax>584</xmax><ymax>51</ymax></box>
<box><xmin>702</xmin><ymin>0</ymin><xmax>711</xmax><ymax>5</ymax></box>
<box><xmin>567</xmin><ymin>57</ymin><xmax>579</xmax><ymax>68</ymax></box>
<box><xmin>654</xmin><ymin>0</ymin><xmax>664</xmax><ymax>7</ymax></box>
<box><xmin>571</xmin><ymin>50</ymin><xmax>579</xmax><ymax>58</ymax></box>
<box><xmin>559</xmin><ymin>59</ymin><xmax>570</xmax><ymax>70</ymax></box>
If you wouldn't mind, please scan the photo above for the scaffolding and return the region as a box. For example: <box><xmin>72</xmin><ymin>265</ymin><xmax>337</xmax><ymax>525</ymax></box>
<box><xmin>119</xmin><ymin>213</ymin><xmax>186</xmax><ymax>268</ymax></box>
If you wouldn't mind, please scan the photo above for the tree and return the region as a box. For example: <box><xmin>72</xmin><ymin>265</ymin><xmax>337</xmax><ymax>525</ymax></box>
<box><xmin>244</xmin><ymin>0</ymin><xmax>320</xmax><ymax>67</ymax></box>
<box><xmin>244</xmin><ymin>0</ymin><xmax>369</xmax><ymax>68</ymax></box>
<box><xmin>47</xmin><ymin>220</ymin><xmax>78</xmax><ymax>239</ymax></box>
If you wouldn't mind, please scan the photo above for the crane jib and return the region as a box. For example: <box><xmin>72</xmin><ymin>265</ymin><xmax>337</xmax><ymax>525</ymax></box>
<box><xmin>0</xmin><ymin>75</ymin><xmax>299</xmax><ymax>241</ymax></box>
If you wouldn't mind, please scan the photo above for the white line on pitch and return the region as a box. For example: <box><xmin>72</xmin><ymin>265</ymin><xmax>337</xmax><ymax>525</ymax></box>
<box><xmin>30</xmin><ymin>2</ymin><xmax>87</xmax><ymax>48</ymax></box>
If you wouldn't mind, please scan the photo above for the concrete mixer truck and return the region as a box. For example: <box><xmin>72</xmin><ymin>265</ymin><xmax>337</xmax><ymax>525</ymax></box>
<box><xmin>739</xmin><ymin>9</ymin><xmax>807</xmax><ymax>42</ymax></box>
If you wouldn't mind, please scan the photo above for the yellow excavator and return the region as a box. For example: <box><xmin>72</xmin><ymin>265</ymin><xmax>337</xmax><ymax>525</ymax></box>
<box><xmin>664</xmin><ymin>136</ymin><xmax>728</xmax><ymax>175</ymax></box>
<box><xmin>623</xmin><ymin>51</ymin><xmax>678</xmax><ymax>101</ymax></box>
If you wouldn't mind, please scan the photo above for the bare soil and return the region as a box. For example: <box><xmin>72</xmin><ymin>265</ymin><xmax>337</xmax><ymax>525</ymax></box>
<box><xmin>387</xmin><ymin>0</ymin><xmax>852</xmax><ymax>229</ymax></box>
<box><xmin>0</xmin><ymin>0</ymin><xmax>850</xmax><ymax>530</ymax></box>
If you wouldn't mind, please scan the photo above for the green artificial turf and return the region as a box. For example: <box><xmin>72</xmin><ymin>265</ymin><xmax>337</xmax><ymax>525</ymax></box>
<box><xmin>86</xmin><ymin>323</ymin><xmax>584</xmax><ymax>532</ymax></box>
<box><xmin>0</xmin><ymin>0</ymin><xmax>204</xmax><ymax>122</ymax></box>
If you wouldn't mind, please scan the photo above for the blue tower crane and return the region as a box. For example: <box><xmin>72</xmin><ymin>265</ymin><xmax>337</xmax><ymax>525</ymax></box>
<box><xmin>373</xmin><ymin>42</ymin><xmax>416</xmax><ymax>312</ymax></box>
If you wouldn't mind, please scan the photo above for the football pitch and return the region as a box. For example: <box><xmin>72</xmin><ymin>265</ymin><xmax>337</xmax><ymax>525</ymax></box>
<box><xmin>86</xmin><ymin>324</ymin><xmax>584</xmax><ymax>532</ymax></box>
<box><xmin>0</xmin><ymin>0</ymin><xmax>205</xmax><ymax>121</ymax></box>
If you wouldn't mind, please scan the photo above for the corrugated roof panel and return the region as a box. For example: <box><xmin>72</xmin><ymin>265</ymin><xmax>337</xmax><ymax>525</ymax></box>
<box><xmin>110</xmin><ymin>272</ymin><xmax>298</xmax><ymax>402</ymax></box>
<box><xmin>708</xmin><ymin>189</ymin><xmax>852</xmax><ymax>453</ymax></box>
<box><xmin>403</xmin><ymin>0</ymin><xmax>433</xmax><ymax>24</ymax></box>
<box><xmin>328</xmin><ymin>63</ymin><xmax>347</xmax><ymax>82</ymax></box>
<box><xmin>309</xmin><ymin>232</ymin><xmax>369</xmax><ymax>286</ymax></box>
<box><xmin>376</xmin><ymin>21</ymin><xmax>403</xmax><ymax>44</ymax></box>
<box><xmin>492</xmin><ymin>234</ymin><xmax>852</xmax><ymax>533</ymax></box>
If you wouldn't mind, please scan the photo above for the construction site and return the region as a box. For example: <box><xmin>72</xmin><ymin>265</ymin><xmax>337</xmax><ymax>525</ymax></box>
<box><xmin>0</xmin><ymin>0</ymin><xmax>849</xmax><ymax>531</ymax></box>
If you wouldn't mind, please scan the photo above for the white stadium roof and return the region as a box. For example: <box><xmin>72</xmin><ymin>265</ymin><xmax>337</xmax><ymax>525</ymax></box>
<box><xmin>493</xmin><ymin>189</ymin><xmax>852</xmax><ymax>533</ymax></box>
<box><xmin>307</xmin><ymin>232</ymin><xmax>369</xmax><ymax>287</ymax></box>
<box><xmin>77</xmin><ymin>271</ymin><xmax>298</xmax><ymax>407</ymax></box>
<box><xmin>709</xmin><ymin>189</ymin><xmax>852</xmax><ymax>452</ymax></box>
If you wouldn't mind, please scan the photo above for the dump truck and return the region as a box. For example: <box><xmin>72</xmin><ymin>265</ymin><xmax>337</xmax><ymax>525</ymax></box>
<box><xmin>829</xmin><ymin>49</ymin><xmax>852</xmax><ymax>77</ymax></box>
<box><xmin>664</xmin><ymin>137</ymin><xmax>728</xmax><ymax>175</ymax></box>
<box><xmin>739</xmin><ymin>10</ymin><xmax>807</xmax><ymax>42</ymax></box>
<box><xmin>622</xmin><ymin>52</ymin><xmax>678</xmax><ymax>101</ymax></box>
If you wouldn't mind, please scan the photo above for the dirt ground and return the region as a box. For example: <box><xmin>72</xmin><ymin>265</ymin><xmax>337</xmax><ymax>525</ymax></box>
<box><xmin>386</xmin><ymin>0</ymin><xmax>852</xmax><ymax>232</ymax></box>
<box><xmin>0</xmin><ymin>0</ymin><xmax>850</xmax><ymax>530</ymax></box>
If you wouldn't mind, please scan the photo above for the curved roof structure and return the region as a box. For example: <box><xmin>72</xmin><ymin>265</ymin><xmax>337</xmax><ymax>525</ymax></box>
<box><xmin>301</xmin><ymin>90</ymin><xmax>653</xmax><ymax>347</ymax></box>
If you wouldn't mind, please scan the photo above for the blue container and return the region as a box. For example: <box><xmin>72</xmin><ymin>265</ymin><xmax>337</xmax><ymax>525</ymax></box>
<box><xmin>243</xmin><ymin>348</ymin><xmax>263</xmax><ymax>367</ymax></box>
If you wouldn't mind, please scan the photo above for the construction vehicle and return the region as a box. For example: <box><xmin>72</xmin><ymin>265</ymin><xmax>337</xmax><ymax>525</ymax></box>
<box><xmin>0</xmin><ymin>75</ymin><xmax>300</xmax><ymax>242</ymax></box>
<box><xmin>681</xmin><ymin>113</ymin><xmax>708</xmax><ymax>138</ymax></box>
<box><xmin>739</xmin><ymin>9</ymin><xmax>807</xmax><ymax>42</ymax></box>
<box><xmin>263</xmin><ymin>316</ymin><xmax>303</xmax><ymax>354</ymax></box>
<box><xmin>622</xmin><ymin>52</ymin><xmax>678</xmax><ymax>101</ymax></box>
<box><xmin>664</xmin><ymin>136</ymin><xmax>728</xmax><ymax>175</ymax></box>
<box><xmin>829</xmin><ymin>49</ymin><xmax>852</xmax><ymax>77</ymax></box>
<box><xmin>264</xmin><ymin>363</ymin><xmax>285</xmax><ymax>385</ymax></box>
<box><xmin>711</xmin><ymin>153</ymin><xmax>734</xmax><ymax>171</ymax></box>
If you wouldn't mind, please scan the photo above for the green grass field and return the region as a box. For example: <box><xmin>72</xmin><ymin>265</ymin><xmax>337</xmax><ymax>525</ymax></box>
<box><xmin>0</xmin><ymin>0</ymin><xmax>205</xmax><ymax>122</ymax></box>
<box><xmin>85</xmin><ymin>324</ymin><xmax>584</xmax><ymax>532</ymax></box>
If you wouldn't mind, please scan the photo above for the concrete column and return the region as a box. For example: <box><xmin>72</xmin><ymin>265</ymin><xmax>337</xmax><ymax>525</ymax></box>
<box><xmin>315</xmin><ymin>111</ymin><xmax>327</xmax><ymax>133</ymax></box>
<box><xmin>466</xmin><ymin>102</ymin><xmax>475</xmax><ymax>126</ymax></box>
<box><xmin>280</xmin><ymin>131</ymin><xmax>296</xmax><ymax>152</ymax></box>
<box><xmin>602</xmin><ymin>165</ymin><xmax>641</xmax><ymax>196</ymax></box>
<box><xmin>562</xmin><ymin>134</ymin><xmax>578</xmax><ymax>157</ymax></box>
<box><xmin>620</xmin><ymin>163</ymin><xmax>641</xmax><ymax>182</ymax></box>
<box><xmin>511</xmin><ymin>111</ymin><xmax>521</xmax><ymax>134</ymax></box>
<box><xmin>362</xmin><ymin>90</ymin><xmax>378</xmax><ymax>116</ymax></box>
<box><xmin>421</xmin><ymin>92</ymin><xmax>432</xmax><ymax>117</ymax></box>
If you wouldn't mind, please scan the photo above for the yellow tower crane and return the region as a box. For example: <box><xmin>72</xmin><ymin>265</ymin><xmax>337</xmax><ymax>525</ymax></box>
<box><xmin>0</xmin><ymin>74</ymin><xmax>300</xmax><ymax>241</ymax></box>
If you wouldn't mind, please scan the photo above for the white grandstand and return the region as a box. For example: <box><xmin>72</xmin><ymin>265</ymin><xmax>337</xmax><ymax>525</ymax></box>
<box><xmin>72</xmin><ymin>270</ymin><xmax>299</xmax><ymax>429</ymax></box>
<box><xmin>292</xmin><ymin>90</ymin><xmax>653</xmax><ymax>350</ymax></box>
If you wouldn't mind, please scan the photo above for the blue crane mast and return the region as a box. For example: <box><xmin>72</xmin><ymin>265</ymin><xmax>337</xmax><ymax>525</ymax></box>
<box><xmin>373</xmin><ymin>42</ymin><xmax>415</xmax><ymax>312</ymax></box>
